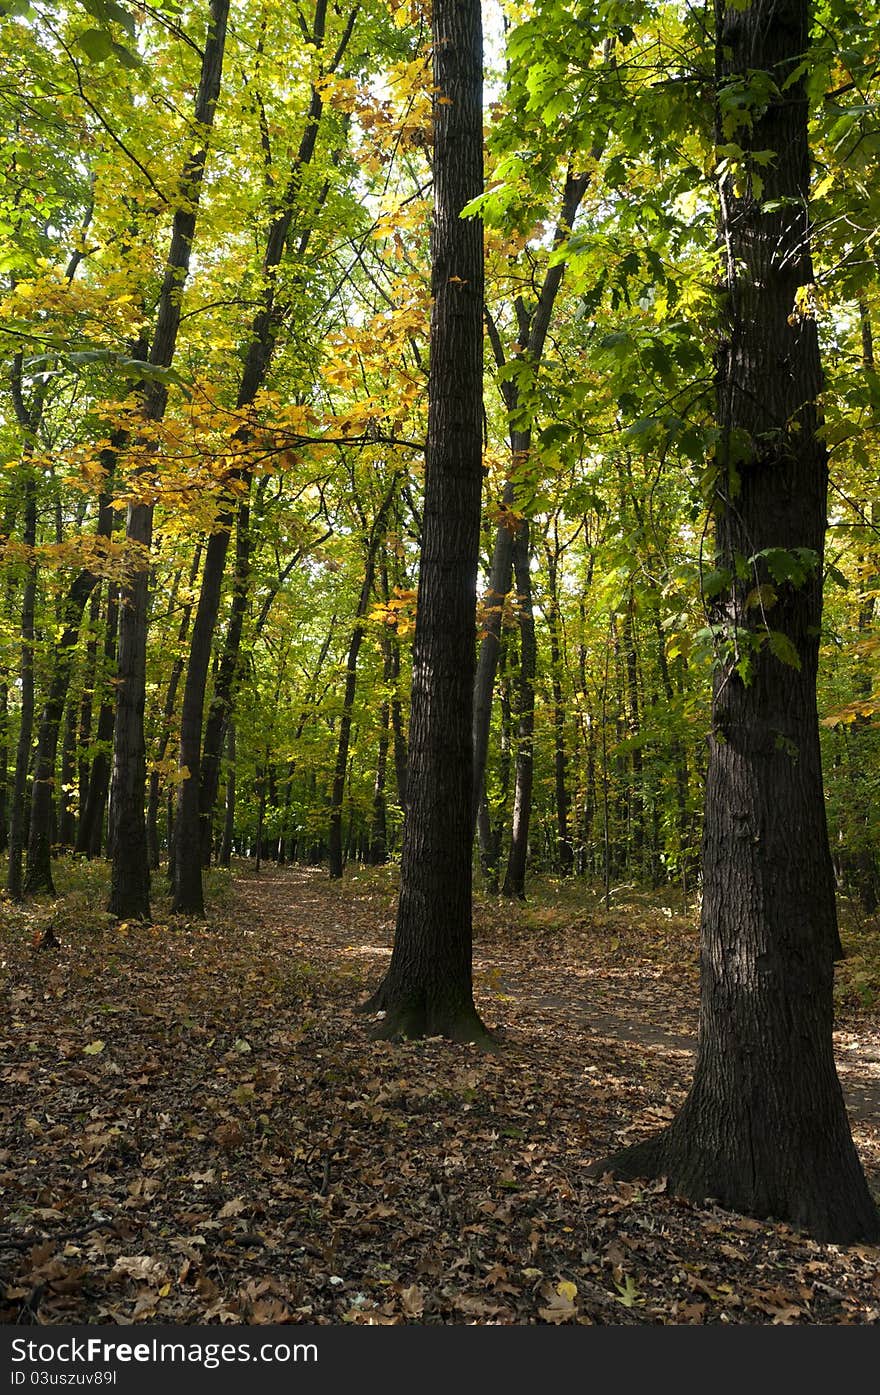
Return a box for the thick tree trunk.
[359,0,487,1041]
[108,0,230,920]
[594,0,879,1243]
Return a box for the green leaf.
[75,27,115,62]
[767,630,801,670]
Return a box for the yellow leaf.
[557,1280,578,1303]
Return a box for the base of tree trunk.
[589,1114,880,1245]
[356,981,495,1047]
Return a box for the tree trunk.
[359,0,488,1042]
[473,172,590,826]
[76,585,119,858]
[594,0,879,1243]
[6,469,37,901]
[25,569,100,895]
[544,544,573,874]
[219,720,236,866]
[502,522,536,898]
[108,0,230,920]
[198,497,251,865]
[328,483,398,878]
[0,681,8,855]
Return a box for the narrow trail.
[232,864,880,1130]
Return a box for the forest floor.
[2,858,880,1326]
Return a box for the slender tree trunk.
[621,597,644,876]
[219,720,235,866]
[6,470,36,901]
[359,0,488,1042]
[473,173,590,826]
[502,522,536,898]
[0,681,8,854]
[58,695,78,849]
[595,0,879,1243]
[24,569,101,894]
[328,483,398,878]
[108,0,230,920]
[76,585,119,858]
[544,545,573,874]
[198,497,250,865]
[147,547,202,869]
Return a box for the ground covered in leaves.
[2,859,880,1326]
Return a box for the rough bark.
[359,0,488,1042]
[593,0,879,1243]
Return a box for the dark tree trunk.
[473,173,590,828]
[359,0,487,1041]
[219,720,235,866]
[544,543,573,874]
[58,693,78,849]
[25,488,113,894]
[108,0,230,920]
[190,3,356,875]
[147,547,202,870]
[25,569,100,895]
[621,597,644,875]
[368,695,390,865]
[76,585,119,858]
[6,469,37,901]
[502,522,536,899]
[0,681,8,854]
[328,481,398,878]
[171,526,230,913]
[198,497,250,865]
[594,0,879,1243]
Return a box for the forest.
[1,0,880,1328]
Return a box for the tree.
[592,0,880,1244]
[358,0,488,1042]
[108,0,230,920]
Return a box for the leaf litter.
[1,862,879,1325]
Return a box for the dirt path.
[233,865,880,1129]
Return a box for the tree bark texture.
[361,0,487,1041]
[596,0,879,1243]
